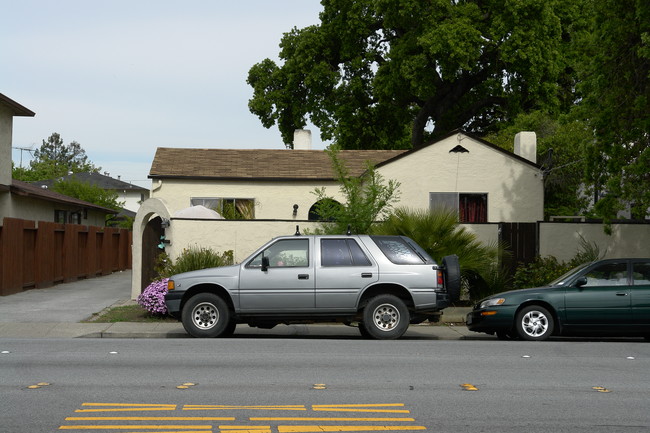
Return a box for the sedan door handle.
[615,292,628,296]
[298,274,310,280]
[361,273,373,278]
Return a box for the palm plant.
[371,207,509,301]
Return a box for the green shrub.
[155,246,234,279]
[512,235,601,290]
[140,246,235,316]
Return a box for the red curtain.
[460,194,487,223]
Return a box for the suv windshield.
[370,236,434,265]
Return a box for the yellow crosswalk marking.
[312,405,405,408]
[75,403,177,413]
[58,426,212,430]
[184,406,306,411]
[60,402,426,433]
[82,404,177,407]
[311,405,409,414]
[221,429,271,433]
[278,426,426,432]
[251,418,415,422]
[311,409,410,414]
[66,417,234,421]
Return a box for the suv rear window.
[370,236,434,265]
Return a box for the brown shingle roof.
[149,148,406,180]
[11,180,117,214]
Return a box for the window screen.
[429,193,458,212]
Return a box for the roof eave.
[0,93,35,117]
[10,182,118,214]
[148,174,339,182]
[373,129,541,170]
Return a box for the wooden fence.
[0,217,132,296]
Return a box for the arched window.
[308,199,343,221]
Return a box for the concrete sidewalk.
[0,270,490,340]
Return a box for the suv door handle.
[615,292,628,296]
[298,274,310,280]
[361,273,373,278]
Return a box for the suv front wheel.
[182,293,232,338]
[362,295,410,340]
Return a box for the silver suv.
[165,233,460,339]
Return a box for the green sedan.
[466,258,650,341]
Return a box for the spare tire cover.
[442,255,461,302]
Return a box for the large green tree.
[12,133,98,181]
[577,0,650,222]
[52,177,122,212]
[486,111,593,219]
[248,0,583,149]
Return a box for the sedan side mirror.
[261,256,270,272]
[575,276,588,287]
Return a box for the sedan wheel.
[515,305,554,341]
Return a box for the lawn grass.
[84,304,177,323]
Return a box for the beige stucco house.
[146,130,541,223]
[375,131,543,223]
[132,130,542,297]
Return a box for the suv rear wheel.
[362,295,410,340]
[182,293,232,338]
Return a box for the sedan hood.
[481,285,555,302]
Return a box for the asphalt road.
[1,338,649,432]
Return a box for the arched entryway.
[131,198,171,299]
[141,216,164,291]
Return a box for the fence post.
[34,221,55,289]
[0,218,35,295]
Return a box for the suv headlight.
[480,298,505,309]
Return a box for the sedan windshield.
[548,262,593,286]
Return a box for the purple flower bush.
[137,278,169,315]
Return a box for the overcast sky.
[3,1,327,188]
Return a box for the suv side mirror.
[261,256,270,272]
[575,276,588,287]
